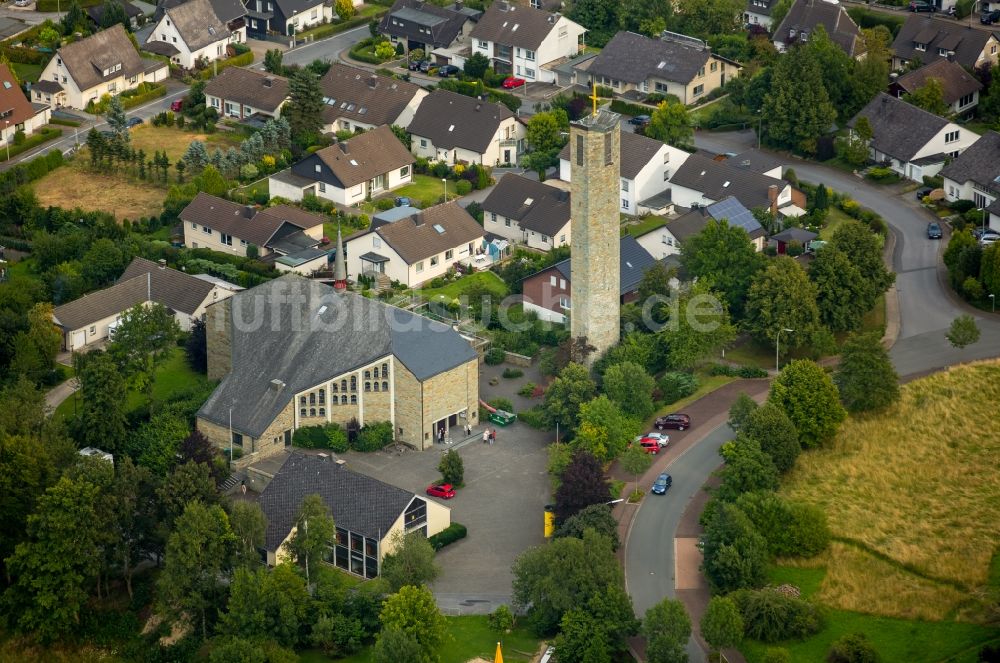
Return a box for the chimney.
[157,258,166,269]
[339,142,350,154]
[947,51,955,62]
[269,379,286,392]
[455,0,463,9]
[263,77,273,88]
[768,184,779,215]
[368,74,378,88]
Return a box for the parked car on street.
[419,60,433,73]
[408,59,428,71]
[126,117,144,128]
[502,76,526,89]
[981,9,1000,23]
[14,0,31,7]
[655,413,691,431]
[915,186,933,200]
[909,0,936,11]
[437,64,460,77]
[980,231,1000,246]
[651,473,672,495]
[394,196,411,207]
[634,432,670,447]
[927,222,942,239]
[629,114,650,126]
[426,483,456,499]
[170,99,183,112]
[634,439,659,454]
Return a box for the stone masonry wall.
[205,298,232,381]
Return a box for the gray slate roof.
[891,15,1000,69]
[52,274,150,331]
[259,452,419,550]
[379,0,473,49]
[120,256,217,315]
[774,0,864,57]
[311,125,415,189]
[469,0,561,50]
[197,275,478,437]
[669,152,786,210]
[57,25,159,93]
[893,58,982,106]
[205,67,289,113]
[407,89,514,153]
[772,227,818,243]
[164,0,230,52]
[319,63,424,128]
[849,93,949,162]
[180,193,325,248]
[559,129,667,180]
[940,130,1000,192]
[480,173,570,236]
[537,235,657,295]
[727,149,784,175]
[585,31,715,86]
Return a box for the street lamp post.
[4,120,9,162]
[775,328,794,373]
[442,177,448,201]
[756,111,763,149]
[990,293,995,313]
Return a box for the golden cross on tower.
[589,82,599,116]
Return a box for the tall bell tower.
[569,99,621,365]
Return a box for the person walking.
[483,429,490,444]
[490,429,496,445]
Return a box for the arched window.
[341,379,348,391]
[300,408,306,416]
[373,381,380,392]
[381,363,388,378]
[318,389,325,404]
[309,393,316,405]
[364,370,371,380]
[365,382,371,392]
[350,376,357,391]
[341,395,348,404]
[382,381,389,391]
[351,395,357,404]
[310,408,316,416]
[300,396,306,405]
[319,407,325,416]
[332,382,338,392]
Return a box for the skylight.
[433,224,445,234]
[349,159,358,166]
[448,124,455,131]
[723,181,730,187]
[512,23,519,31]
[208,26,216,35]
[625,261,632,268]
[657,61,666,69]
[524,197,534,205]
[2,82,9,89]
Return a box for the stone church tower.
[569,107,621,364]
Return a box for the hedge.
[49,117,81,127]
[352,420,393,452]
[708,364,769,379]
[0,45,47,65]
[37,0,101,9]
[295,9,387,41]
[121,83,167,110]
[846,7,905,37]
[0,127,61,162]
[197,51,255,80]
[0,235,32,252]
[0,148,62,196]
[428,523,467,551]
[610,99,655,117]
[349,38,385,65]
[292,423,348,452]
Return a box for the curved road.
[626,130,1000,662]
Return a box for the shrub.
[518,382,536,397]
[963,276,985,300]
[950,199,976,214]
[658,372,699,404]
[353,420,393,451]
[502,368,524,379]
[827,633,882,663]
[439,448,464,485]
[484,347,505,364]
[735,492,830,557]
[325,424,349,453]
[455,179,472,195]
[517,406,549,429]
[428,523,467,550]
[375,197,396,211]
[763,648,792,663]
[293,425,329,448]
[922,174,943,189]
[730,588,823,642]
[868,216,888,236]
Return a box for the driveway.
[341,361,552,614]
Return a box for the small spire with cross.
[589,82,600,116]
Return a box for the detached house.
[745,0,780,29]
[32,25,168,110]
[480,174,571,250]
[318,64,427,134]
[574,31,740,105]
[773,0,865,58]
[636,196,765,259]
[941,131,1000,220]
[559,130,690,214]
[0,64,51,144]
[468,0,585,83]
[891,15,1000,71]
[243,0,336,38]
[890,58,982,117]
[849,93,980,181]
[379,0,480,54]
[343,202,485,287]
[668,152,798,213]
[269,125,415,205]
[205,66,289,119]
[408,89,525,165]
[86,0,143,29]
[146,0,239,69]
[52,256,238,351]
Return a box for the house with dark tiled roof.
[572,31,741,105]
[889,58,982,117]
[724,149,784,179]
[772,0,865,58]
[379,0,480,55]
[558,130,691,214]
[146,0,241,68]
[520,235,658,323]
[242,0,338,38]
[408,89,525,165]
[196,274,480,456]
[86,0,143,29]
[33,25,168,110]
[179,193,331,273]
[745,0,780,29]
[635,196,766,260]
[667,152,798,213]
[891,15,1000,71]
[941,131,1000,217]
[849,93,980,181]
[480,174,571,250]
[0,64,50,144]
[343,201,485,286]
[468,0,585,83]
[52,256,238,351]
[318,64,428,134]
[255,451,451,572]
[269,125,416,206]
[205,67,289,119]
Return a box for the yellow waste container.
[544,504,556,538]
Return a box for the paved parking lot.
[341,362,553,614]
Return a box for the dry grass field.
[782,359,1000,621]
[128,124,241,163]
[33,167,168,220]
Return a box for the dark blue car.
[651,473,672,495]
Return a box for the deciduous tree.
[658,280,736,368]
[741,403,800,473]
[645,100,694,148]
[727,392,758,433]
[378,585,446,663]
[463,52,489,79]
[768,359,845,448]
[744,257,823,348]
[716,437,780,501]
[809,247,869,333]
[702,502,768,593]
[264,48,284,75]
[221,564,311,647]
[75,350,128,455]
[543,362,597,432]
[904,77,949,116]
[283,493,335,582]
[680,219,765,319]
[835,332,899,413]
[828,220,894,311]
[574,395,639,463]
[437,448,464,486]
[762,46,836,154]
[554,450,610,524]
[229,501,267,568]
[675,0,744,38]
[947,314,981,349]
[701,596,744,660]
[380,531,440,592]
[602,361,656,419]
[107,302,180,399]
[643,598,691,663]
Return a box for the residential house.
[480,174,570,250]
[771,227,818,254]
[558,130,690,214]
[256,451,451,573]
[344,202,484,287]
[157,0,248,36]
[32,25,169,110]
[52,256,238,351]
[318,64,427,134]
[849,93,980,181]
[891,15,1000,71]
[745,0,780,29]
[145,0,239,69]
[468,0,586,83]
[86,0,144,29]
[635,196,766,259]
[0,64,51,145]
[772,0,865,58]
[724,149,784,179]
[205,66,289,119]
[269,125,415,205]
[379,0,480,54]
[988,198,1000,232]
[408,89,525,165]
[243,0,336,38]
[573,31,741,105]
[179,192,332,273]
[666,152,799,216]
[521,235,658,323]
[196,274,480,455]
[941,131,1000,220]
[890,58,982,117]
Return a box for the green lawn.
[417,271,509,303]
[11,63,42,83]
[299,615,543,663]
[379,175,458,209]
[818,206,853,241]
[54,347,208,423]
[623,215,667,238]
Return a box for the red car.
[170,99,183,112]
[655,413,691,431]
[502,76,526,89]
[426,483,456,499]
[634,439,659,454]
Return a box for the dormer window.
[914,42,926,51]
[937,48,947,56]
